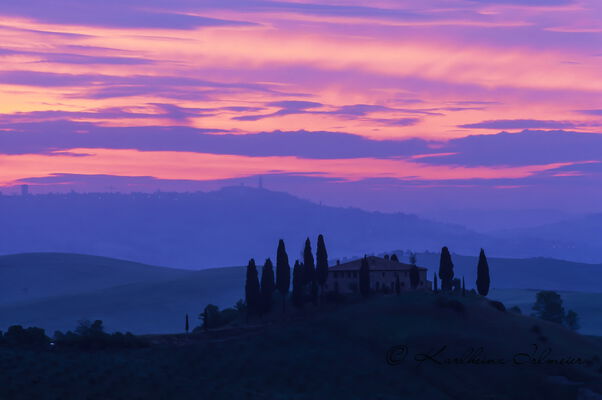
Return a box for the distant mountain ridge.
[0,186,600,267]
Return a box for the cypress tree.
[185,314,189,334]
[276,239,291,313]
[261,258,275,314]
[395,275,401,295]
[438,247,454,291]
[245,258,261,317]
[316,234,329,300]
[303,238,317,304]
[434,273,438,293]
[476,248,491,296]
[292,260,304,308]
[462,276,466,297]
[391,254,399,263]
[410,266,420,289]
[359,256,370,297]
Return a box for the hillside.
[1,292,601,400]
[0,253,192,305]
[2,187,595,269]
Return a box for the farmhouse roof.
[330,256,427,271]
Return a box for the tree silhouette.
[303,238,317,304]
[410,266,419,289]
[201,304,220,330]
[409,252,417,266]
[359,256,370,297]
[391,254,399,263]
[433,273,438,293]
[292,260,304,308]
[276,239,291,313]
[438,247,454,291]
[462,277,466,297]
[185,314,189,334]
[316,234,329,301]
[533,291,564,324]
[261,258,275,314]
[476,249,491,296]
[245,259,261,317]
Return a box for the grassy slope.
[0,253,192,305]
[1,292,601,400]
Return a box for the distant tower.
[258,176,263,189]
[21,184,29,196]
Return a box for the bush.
[198,305,243,331]
[2,325,50,348]
[54,320,147,350]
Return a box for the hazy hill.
[0,253,192,305]
[1,186,598,268]
[2,292,602,400]
[0,187,489,269]
[494,213,602,257]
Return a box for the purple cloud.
[1,0,255,29]
[459,119,581,130]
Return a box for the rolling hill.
[0,253,192,305]
[1,252,601,334]
[0,265,246,334]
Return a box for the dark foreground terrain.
[1,292,601,400]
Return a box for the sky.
[0,0,601,215]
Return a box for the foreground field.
[1,292,601,400]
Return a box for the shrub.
[54,320,147,350]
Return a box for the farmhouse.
[325,256,432,294]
